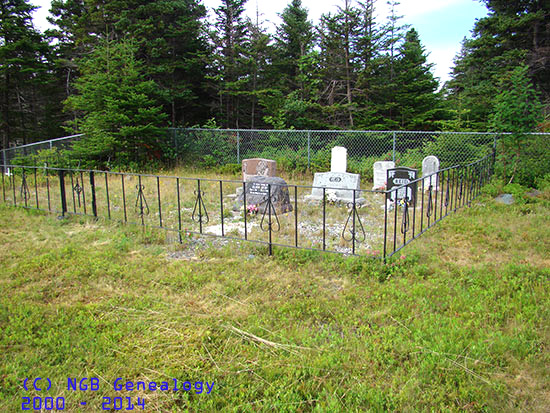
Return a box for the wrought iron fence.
[1,151,494,260]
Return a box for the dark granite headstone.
[237,176,293,214]
[386,167,418,204]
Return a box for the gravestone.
[386,167,418,204]
[237,176,293,214]
[242,158,277,182]
[422,156,440,190]
[372,161,395,190]
[306,146,365,204]
[331,146,347,173]
[307,172,364,203]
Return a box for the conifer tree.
[447,0,549,129]
[49,0,210,127]
[318,0,361,127]
[0,0,60,150]
[211,0,249,128]
[274,0,315,96]
[393,28,441,130]
[489,64,543,184]
[244,10,275,128]
[66,39,167,167]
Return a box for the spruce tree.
[66,39,167,168]
[318,0,361,127]
[0,0,60,150]
[211,0,249,128]
[274,0,315,96]
[446,0,549,129]
[363,0,409,129]
[244,11,275,128]
[393,28,441,130]
[489,64,543,184]
[49,0,210,127]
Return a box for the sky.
[30,0,488,85]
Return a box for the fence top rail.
[3,164,386,194]
[2,134,84,152]
[176,128,509,136]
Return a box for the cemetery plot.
[1,150,493,259]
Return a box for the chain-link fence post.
[173,129,178,157]
[237,130,240,163]
[2,150,6,170]
[307,131,311,169]
[392,131,396,163]
[49,141,53,150]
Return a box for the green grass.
[0,186,549,412]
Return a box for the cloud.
[427,46,461,85]
[393,0,463,19]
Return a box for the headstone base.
[305,194,366,205]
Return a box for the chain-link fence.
[3,130,549,177]
[169,129,500,171]
[1,134,84,167]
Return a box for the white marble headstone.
[331,146,347,173]
[307,172,364,203]
[422,155,440,190]
[372,161,395,190]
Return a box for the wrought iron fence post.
[89,171,97,218]
[12,169,16,206]
[105,173,111,219]
[177,178,182,244]
[59,170,67,217]
[34,168,39,209]
[322,187,326,251]
[121,175,127,222]
[21,168,28,207]
[219,180,224,237]
[1,169,5,202]
[243,182,247,240]
[294,186,298,247]
[383,191,388,263]
[156,176,162,227]
[268,184,273,256]
[352,189,356,255]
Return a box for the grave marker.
[306,146,365,204]
[331,146,347,173]
[422,156,440,190]
[373,161,395,190]
[238,176,293,214]
[386,167,418,204]
[241,158,276,182]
